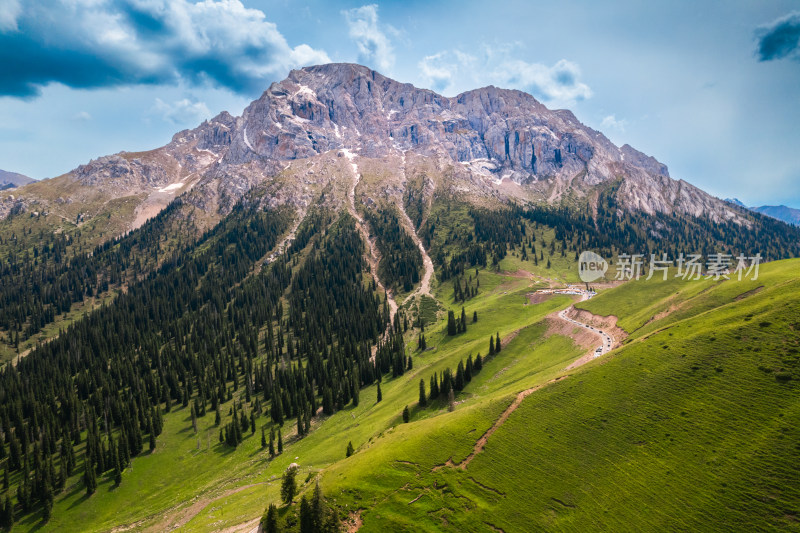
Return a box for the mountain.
[0,169,34,190]
[724,197,747,208]
[1,63,749,231]
[725,198,800,226]
[1,64,799,532]
[751,204,800,226]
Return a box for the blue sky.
[1,0,799,208]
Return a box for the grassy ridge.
[319,259,800,531]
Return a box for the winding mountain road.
[558,305,614,356]
[553,289,614,357]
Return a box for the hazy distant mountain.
[0,169,34,190]
[724,198,799,226]
[751,205,800,226]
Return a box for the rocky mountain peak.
[1,63,752,229]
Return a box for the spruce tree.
[418,379,427,407]
[262,503,279,533]
[280,466,297,504]
[2,495,13,530]
[269,428,276,458]
[402,405,410,423]
[376,383,382,403]
[148,420,157,453]
[191,404,198,434]
[447,310,457,336]
[277,429,283,454]
[113,447,123,487]
[311,480,325,532]
[261,427,267,448]
[455,361,465,391]
[430,374,439,399]
[299,495,314,533]
[489,335,495,356]
[42,484,53,522]
[84,457,96,495]
[296,409,304,438]
[495,332,501,352]
[346,441,354,458]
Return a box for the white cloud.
[491,58,592,107]
[151,97,211,124]
[601,115,627,132]
[342,4,394,73]
[0,0,21,32]
[415,46,592,108]
[418,53,456,92]
[72,111,92,122]
[1,0,330,97]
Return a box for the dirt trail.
[434,376,569,471]
[342,150,398,360]
[397,200,434,305]
[395,151,434,305]
[437,291,621,472]
[217,517,261,533]
[144,482,266,532]
[264,208,306,264]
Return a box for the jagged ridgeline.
[0,195,412,526]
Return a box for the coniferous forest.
[0,192,414,528]
[0,185,799,530]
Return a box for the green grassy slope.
[10,260,579,532]
[320,259,800,531]
[7,195,799,533]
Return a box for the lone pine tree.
[281,466,298,504]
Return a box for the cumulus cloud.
[418,53,456,92]
[151,97,211,124]
[342,4,394,72]
[0,0,330,98]
[417,46,592,107]
[0,0,21,32]
[601,114,627,132]
[492,58,592,106]
[756,11,800,61]
[72,111,92,122]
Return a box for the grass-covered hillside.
[0,184,798,533]
[323,259,800,531]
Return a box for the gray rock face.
[228,64,624,185]
[209,63,742,222]
[2,63,748,227]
